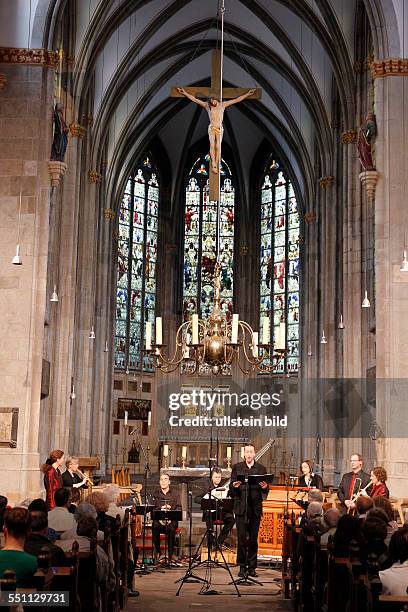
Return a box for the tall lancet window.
[183,154,235,324]
[260,159,300,374]
[115,156,159,371]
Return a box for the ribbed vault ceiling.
[27,0,403,207]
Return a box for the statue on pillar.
[357,112,377,171]
[51,103,69,162]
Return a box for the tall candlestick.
[231,314,239,344]
[262,316,270,345]
[226,446,232,459]
[124,411,128,426]
[155,316,162,345]
[146,321,152,350]
[163,444,169,457]
[241,446,245,459]
[192,314,199,344]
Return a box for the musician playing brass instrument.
[62,456,89,489]
[337,453,371,513]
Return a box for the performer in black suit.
[229,443,268,577]
[337,453,371,513]
[61,457,88,489]
[298,459,324,489]
[194,466,235,547]
[152,473,181,562]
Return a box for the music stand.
[133,505,162,574]
[176,496,240,596]
[152,510,182,568]
[174,488,206,585]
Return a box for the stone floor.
[127,564,292,611]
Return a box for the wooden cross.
[171,49,261,201]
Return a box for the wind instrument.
[349,479,372,503]
[76,468,94,486]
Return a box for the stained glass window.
[183,155,235,323]
[260,161,300,374]
[115,157,159,371]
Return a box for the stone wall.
[0,62,54,502]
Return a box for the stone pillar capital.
[0,73,7,90]
[319,176,334,189]
[48,161,68,187]
[341,130,357,144]
[69,123,86,138]
[103,208,115,220]
[304,211,316,224]
[88,171,102,184]
[371,58,408,78]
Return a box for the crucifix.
[171,48,261,201]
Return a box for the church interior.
[1,0,408,609]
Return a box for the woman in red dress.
[370,466,389,498]
[42,449,65,510]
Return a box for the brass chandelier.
[144,260,287,375]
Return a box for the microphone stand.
[130,426,162,576]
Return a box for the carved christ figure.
[177,87,255,173]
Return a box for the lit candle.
[147,411,151,427]
[226,446,232,459]
[192,314,199,344]
[241,446,245,459]
[163,444,169,457]
[182,446,187,459]
[156,316,162,345]
[262,316,270,345]
[231,314,239,344]
[124,411,128,426]
[252,332,258,357]
[146,321,152,350]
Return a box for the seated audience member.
[103,485,125,522]
[356,496,374,522]
[0,495,9,532]
[28,499,59,541]
[58,516,115,609]
[60,502,104,542]
[302,502,325,536]
[361,517,390,570]
[373,496,399,545]
[333,514,362,556]
[308,489,324,504]
[68,488,81,514]
[86,492,116,532]
[320,508,340,545]
[380,527,408,595]
[48,488,75,533]
[24,511,66,565]
[0,508,37,584]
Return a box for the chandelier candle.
[252,332,259,357]
[146,321,152,350]
[262,316,270,345]
[192,314,199,344]
[156,317,162,345]
[231,314,239,344]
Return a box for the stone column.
[372,60,408,496]
[0,58,55,502]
